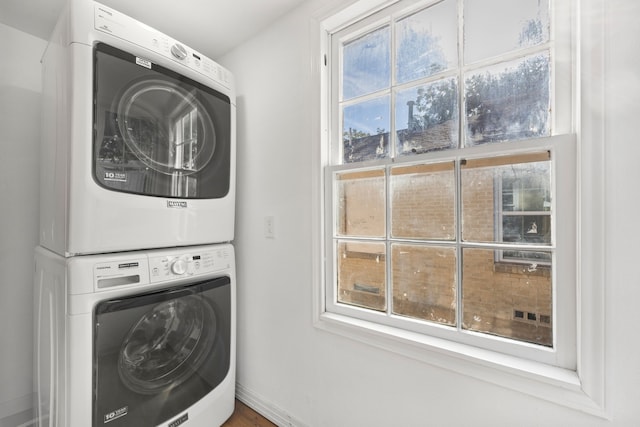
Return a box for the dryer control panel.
[93,3,233,89]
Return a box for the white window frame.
[310,0,606,418]
[326,137,575,365]
[329,0,573,364]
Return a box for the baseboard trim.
[0,393,36,427]
[235,383,307,427]
[3,387,306,426]
[0,409,36,427]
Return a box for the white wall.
[602,0,640,422]
[0,23,47,419]
[220,0,640,425]
[1,0,639,425]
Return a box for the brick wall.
[335,164,552,346]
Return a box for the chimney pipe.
[407,100,415,130]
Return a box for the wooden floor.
[221,399,277,427]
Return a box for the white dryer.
[40,0,236,256]
[34,243,236,427]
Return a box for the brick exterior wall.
[392,244,457,325]
[335,163,552,346]
[391,163,455,240]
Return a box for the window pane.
[395,78,459,155]
[396,0,457,84]
[464,53,550,145]
[461,152,551,244]
[336,169,386,237]
[343,96,390,163]
[392,244,457,326]
[503,215,550,245]
[337,241,386,311]
[391,162,455,240]
[342,26,390,100]
[462,247,552,347]
[464,0,550,64]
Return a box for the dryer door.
[93,277,231,427]
[94,43,231,199]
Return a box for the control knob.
[170,43,188,60]
[170,257,189,275]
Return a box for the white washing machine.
[34,243,236,427]
[40,0,236,256]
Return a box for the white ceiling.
[0,0,308,59]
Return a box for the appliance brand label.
[168,413,188,427]
[136,57,152,69]
[118,262,139,269]
[97,7,113,17]
[167,200,188,209]
[103,406,128,423]
[104,171,127,182]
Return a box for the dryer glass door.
[93,277,231,427]
[93,43,231,199]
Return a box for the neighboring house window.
[496,159,552,265]
[324,0,574,366]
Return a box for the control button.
[171,258,188,275]
[170,43,188,60]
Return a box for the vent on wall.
[514,309,551,324]
[353,283,381,294]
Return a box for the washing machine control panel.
[148,247,232,283]
[94,257,150,289]
[170,256,189,275]
[92,246,233,290]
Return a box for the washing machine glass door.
[93,277,231,427]
[94,43,231,199]
[118,294,215,394]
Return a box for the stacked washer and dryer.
[35,1,236,426]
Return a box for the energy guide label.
[104,171,127,182]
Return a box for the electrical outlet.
[264,216,275,238]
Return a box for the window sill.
[493,261,551,277]
[314,311,607,418]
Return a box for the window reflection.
[171,105,199,197]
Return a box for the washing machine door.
[93,277,231,427]
[93,43,231,199]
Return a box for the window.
[496,154,552,265]
[324,0,575,366]
[172,107,199,196]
